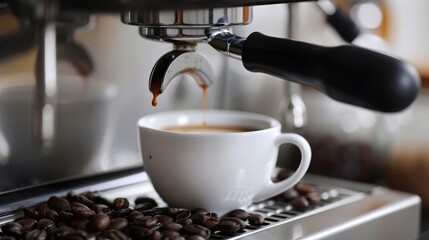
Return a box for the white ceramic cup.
[138,109,311,214]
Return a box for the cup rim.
[138,109,280,135]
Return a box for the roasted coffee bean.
[154,215,173,225]
[189,213,206,226]
[35,218,55,230]
[112,198,129,210]
[16,218,37,231]
[35,204,49,219]
[132,215,158,228]
[160,230,180,239]
[94,204,112,215]
[2,222,25,238]
[291,196,310,211]
[71,202,95,219]
[306,192,322,205]
[48,196,71,212]
[190,208,208,215]
[274,169,293,182]
[23,207,40,219]
[141,208,167,216]
[165,208,186,217]
[295,183,317,195]
[203,213,219,229]
[278,188,299,201]
[53,226,75,239]
[162,222,182,231]
[175,218,192,226]
[127,211,143,223]
[0,236,16,240]
[186,235,206,240]
[68,219,89,230]
[248,213,264,226]
[67,192,94,209]
[58,210,74,223]
[129,226,153,239]
[146,230,161,240]
[220,217,245,230]
[25,229,47,240]
[173,209,191,220]
[182,224,210,239]
[134,197,158,209]
[217,220,241,234]
[113,208,133,218]
[89,214,110,232]
[227,209,249,221]
[45,209,59,222]
[100,229,129,240]
[108,218,129,230]
[62,232,86,240]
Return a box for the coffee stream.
[150,78,209,128]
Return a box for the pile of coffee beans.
[272,169,323,211]
[0,192,265,240]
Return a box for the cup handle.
[252,133,312,202]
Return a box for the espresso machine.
[0,0,423,239]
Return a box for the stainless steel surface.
[149,49,214,97]
[0,173,421,239]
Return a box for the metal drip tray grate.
[0,171,421,239]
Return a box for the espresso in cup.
[163,125,258,133]
[138,109,311,215]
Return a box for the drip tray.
[0,171,421,239]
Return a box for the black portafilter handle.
[241,32,421,113]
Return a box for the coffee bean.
[2,222,25,238]
[248,213,264,226]
[154,215,173,225]
[291,196,310,211]
[141,207,168,216]
[58,210,74,223]
[67,192,94,209]
[132,215,158,228]
[161,230,180,239]
[134,197,158,208]
[68,218,89,230]
[35,203,49,219]
[203,213,219,229]
[48,196,71,212]
[227,209,249,221]
[189,213,206,226]
[217,220,241,234]
[173,209,191,220]
[148,230,161,240]
[162,222,183,231]
[62,232,86,240]
[295,183,317,195]
[165,208,187,217]
[175,218,192,226]
[23,207,39,219]
[16,218,37,231]
[191,208,208,215]
[113,198,129,210]
[278,188,299,201]
[186,235,206,240]
[129,226,153,239]
[220,217,245,230]
[108,218,129,230]
[113,208,133,218]
[0,236,15,240]
[94,204,112,215]
[45,209,59,222]
[274,169,293,182]
[100,229,129,240]
[89,214,110,232]
[25,229,47,240]
[71,202,95,219]
[182,224,210,239]
[35,218,55,230]
[306,192,322,205]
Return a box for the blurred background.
[1,0,429,234]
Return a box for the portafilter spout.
[149,45,214,106]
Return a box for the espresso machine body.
[0,1,422,239]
